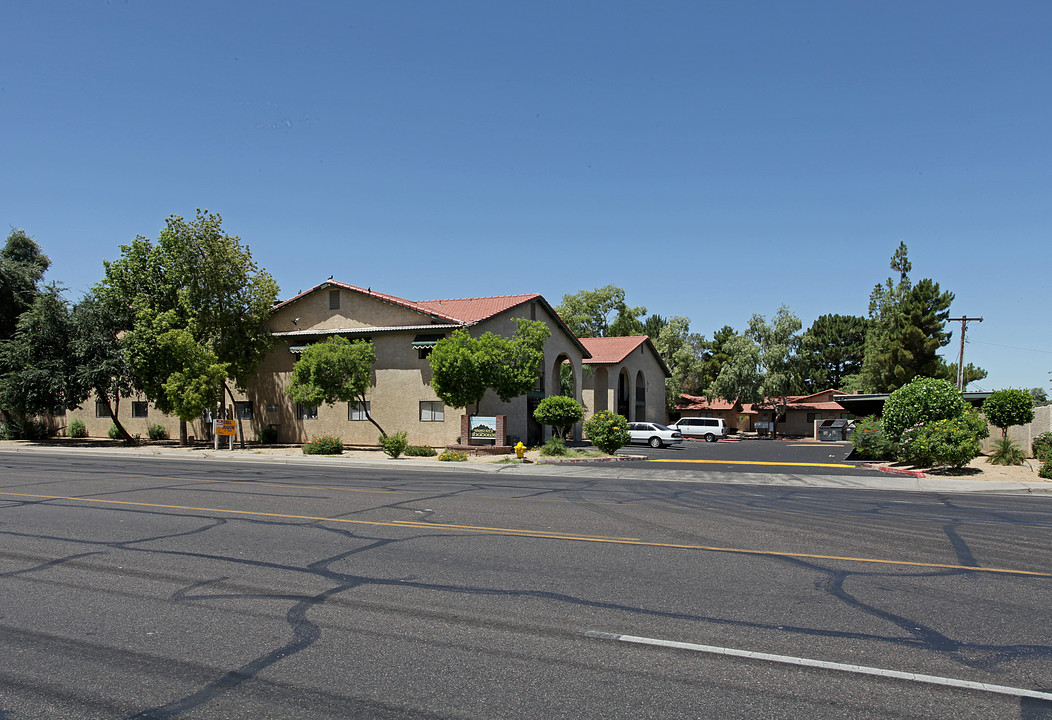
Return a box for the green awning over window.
[412,333,445,348]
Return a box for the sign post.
[214,418,236,450]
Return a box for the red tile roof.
[578,336,648,364]
[272,282,590,356]
[414,293,541,324]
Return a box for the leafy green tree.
[0,229,51,341]
[797,314,868,391]
[860,244,957,392]
[941,362,988,390]
[1028,387,1049,406]
[533,395,584,439]
[748,306,802,437]
[68,292,137,441]
[430,319,551,414]
[0,288,76,433]
[556,286,646,338]
[699,325,735,391]
[982,389,1035,440]
[286,336,385,435]
[706,332,761,407]
[642,314,668,341]
[653,316,706,410]
[98,210,279,445]
[705,308,801,438]
[158,330,229,424]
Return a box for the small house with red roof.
[578,336,671,425]
[675,388,853,437]
[751,388,853,437]
[673,394,755,434]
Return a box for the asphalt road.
[1,451,1051,719]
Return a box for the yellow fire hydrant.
[514,441,526,459]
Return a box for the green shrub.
[982,389,1035,439]
[379,431,408,458]
[583,411,631,455]
[107,423,122,440]
[68,418,87,438]
[533,396,585,439]
[882,377,969,445]
[147,423,168,441]
[850,416,896,460]
[897,411,988,468]
[257,425,278,444]
[539,435,569,457]
[438,449,468,462]
[1039,458,1052,480]
[405,444,437,457]
[987,436,1026,466]
[303,435,344,455]
[1032,432,1052,461]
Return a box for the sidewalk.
[2,440,1051,496]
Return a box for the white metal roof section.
[271,323,462,338]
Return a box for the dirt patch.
[878,454,1048,482]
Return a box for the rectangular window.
[419,401,444,422]
[348,400,370,421]
[96,400,109,418]
[132,401,149,418]
[329,289,340,310]
[297,404,318,420]
[234,401,254,420]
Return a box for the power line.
[966,339,1052,355]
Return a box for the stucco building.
[64,280,613,447]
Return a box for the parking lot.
[618,436,872,475]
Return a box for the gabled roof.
[579,336,671,377]
[271,280,461,323]
[270,281,590,356]
[414,293,541,324]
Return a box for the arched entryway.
[635,371,646,422]
[617,369,631,419]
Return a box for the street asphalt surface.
[1,448,1050,718]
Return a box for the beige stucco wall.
[581,347,668,425]
[269,286,433,333]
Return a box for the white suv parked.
[671,417,727,442]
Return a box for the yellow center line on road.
[0,490,637,541]
[132,473,408,495]
[2,490,1049,578]
[651,459,856,469]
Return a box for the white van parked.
[670,417,727,442]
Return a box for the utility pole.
[948,316,983,390]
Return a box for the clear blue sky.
[3,1,1050,391]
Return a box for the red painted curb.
[861,462,926,479]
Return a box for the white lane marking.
[585,632,1052,702]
